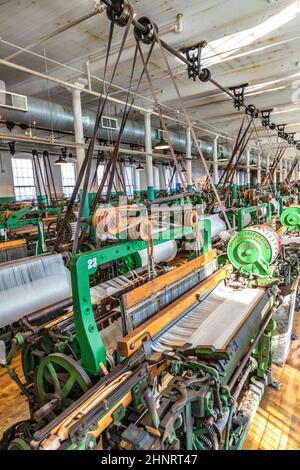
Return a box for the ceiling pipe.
[0,95,233,160]
[0,95,277,167]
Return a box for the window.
[124,165,134,197]
[12,158,36,201]
[61,163,76,198]
[165,166,177,190]
[97,165,108,195]
[0,90,28,111]
[101,116,118,130]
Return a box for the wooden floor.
[0,354,29,439]
[244,312,300,450]
[0,314,300,449]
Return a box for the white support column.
[186,127,193,191]
[266,153,270,175]
[159,164,166,190]
[34,151,47,204]
[246,148,251,187]
[144,111,154,201]
[279,159,284,184]
[293,163,297,182]
[283,160,287,182]
[72,82,86,184]
[257,152,262,185]
[213,136,219,186]
[287,160,292,183]
[153,165,160,192]
[72,80,89,213]
[274,164,277,185]
[133,165,141,195]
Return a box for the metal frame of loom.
[0,239,28,263]
[27,273,278,452]
[0,206,62,255]
[70,220,212,376]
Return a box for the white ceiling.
[0,0,300,156]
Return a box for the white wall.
[192,159,206,184]
[0,151,14,197]
[0,150,64,199]
[0,152,207,199]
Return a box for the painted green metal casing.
[70,221,212,376]
[280,205,300,233]
[232,183,238,202]
[147,186,154,201]
[0,197,16,204]
[0,207,62,254]
[279,196,290,215]
[236,204,271,231]
[227,228,276,278]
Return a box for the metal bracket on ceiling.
[295,141,300,151]
[287,133,296,145]
[261,109,273,128]
[277,124,287,139]
[246,104,259,118]
[229,83,248,111]
[181,41,211,83]
[8,141,15,155]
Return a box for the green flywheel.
[227,226,280,278]
[280,206,300,232]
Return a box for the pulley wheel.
[47,220,58,240]
[106,0,131,27]
[134,16,158,45]
[281,205,300,232]
[22,338,53,385]
[116,253,140,275]
[34,353,92,414]
[227,225,281,278]
[8,438,31,451]
[199,68,211,82]
[55,220,73,243]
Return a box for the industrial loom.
[0,205,62,261]
[2,207,298,451]
[1,0,300,452]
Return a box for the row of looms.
[0,0,300,453]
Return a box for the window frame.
[11,157,36,201]
[165,165,177,190]
[97,164,109,196]
[61,162,76,198]
[124,165,134,197]
[101,116,118,131]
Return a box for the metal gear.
[34,353,92,415]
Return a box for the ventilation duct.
[0,95,261,163]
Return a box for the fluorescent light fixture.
[245,86,286,97]
[286,122,300,127]
[54,155,68,166]
[154,136,170,150]
[201,1,300,68]
[154,142,170,150]
[272,107,300,115]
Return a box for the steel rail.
[101,0,237,102]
